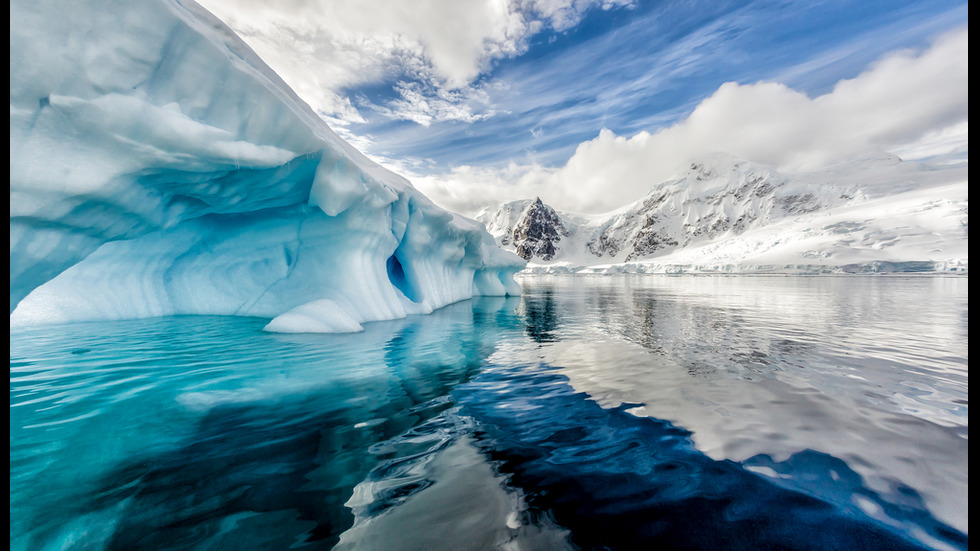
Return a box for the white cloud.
[523,0,635,31]
[408,162,558,217]
[367,80,499,127]
[406,26,968,216]
[193,3,966,216]
[888,121,968,164]
[196,0,633,125]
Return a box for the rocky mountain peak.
[475,153,964,271]
[511,196,568,261]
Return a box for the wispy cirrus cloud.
[405,26,968,215]
[361,80,499,127]
[340,1,966,171]
[197,0,636,127]
[196,0,967,218]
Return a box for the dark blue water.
[10,275,968,550]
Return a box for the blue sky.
[198,0,968,214]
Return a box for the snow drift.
[9,0,524,331]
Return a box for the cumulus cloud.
[197,0,634,125]
[407,26,968,215]
[409,162,559,217]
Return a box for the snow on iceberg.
[9,0,524,331]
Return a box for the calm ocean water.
[10,275,968,550]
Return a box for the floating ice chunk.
[263,299,364,334]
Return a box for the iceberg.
[9,0,524,331]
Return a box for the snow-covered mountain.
[9,0,524,332]
[477,153,968,274]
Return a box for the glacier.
[9,0,524,331]
[479,152,968,274]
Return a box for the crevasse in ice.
[9,0,524,332]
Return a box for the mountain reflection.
[519,285,561,343]
[10,276,968,550]
[456,356,966,550]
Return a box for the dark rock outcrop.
[512,198,569,261]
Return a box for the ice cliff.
[9,0,524,331]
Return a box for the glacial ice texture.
[9,0,524,329]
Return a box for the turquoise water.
[10,275,968,550]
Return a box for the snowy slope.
[9,0,524,331]
[477,153,968,274]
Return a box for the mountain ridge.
[476,153,968,274]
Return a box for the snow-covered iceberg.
[9,0,524,331]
